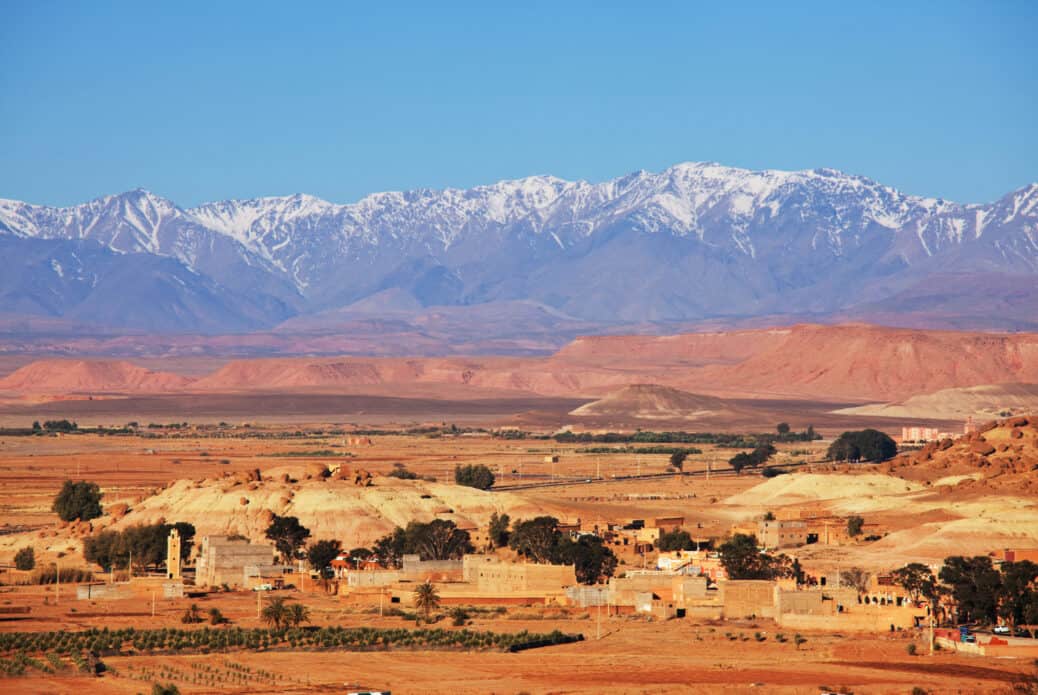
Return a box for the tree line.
[84,522,196,572]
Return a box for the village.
[1,413,1038,693]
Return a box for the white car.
[993,625,1010,635]
[252,583,273,592]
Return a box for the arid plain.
[1,323,1038,694]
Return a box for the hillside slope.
[0,359,192,394]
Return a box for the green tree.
[669,451,688,471]
[791,557,805,586]
[892,563,936,603]
[83,529,123,570]
[14,546,35,571]
[847,515,865,538]
[372,520,473,567]
[998,560,1038,635]
[508,516,560,563]
[750,443,777,466]
[346,546,375,568]
[406,519,473,561]
[261,596,290,630]
[286,602,311,627]
[939,555,1001,624]
[840,567,870,592]
[373,527,408,568]
[43,419,77,433]
[306,539,343,574]
[553,534,617,584]
[719,534,782,580]
[776,422,791,435]
[181,603,203,624]
[413,581,440,623]
[488,512,511,548]
[265,515,311,563]
[828,429,897,463]
[729,452,753,475]
[657,529,694,552]
[387,465,419,480]
[454,464,495,490]
[152,684,180,695]
[450,606,469,626]
[52,480,103,522]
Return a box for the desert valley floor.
[1,324,1037,693]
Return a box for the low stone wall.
[76,584,133,600]
[777,604,922,632]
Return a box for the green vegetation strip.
[261,450,352,457]
[574,445,703,455]
[0,626,583,662]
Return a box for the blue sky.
[2,1,1036,207]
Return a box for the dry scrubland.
[1,418,1038,692]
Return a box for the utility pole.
[55,558,60,604]
[597,602,602,640]
[151,591,156,618]
[256,588,261,619]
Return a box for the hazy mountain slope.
[2,163,1035,333]
[0,236,294,333]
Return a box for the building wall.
[76,584,133,600]
[673,576,709,602]
[196,536,275,587]
[566,585,609,607]
[778,603,924,632]
[346,571,401,587]
[1002,548,1038,563]
[400,555,464,582]
[759,520,807,549]
[722,580,778,619]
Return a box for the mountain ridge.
[2,162,1036,334]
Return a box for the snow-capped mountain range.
[2,162,1036,334]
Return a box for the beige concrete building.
[195,536,275,588]
[758,519,807,549]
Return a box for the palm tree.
[287,602,311,627]
[413,581,440,623]
[261,596,289,630]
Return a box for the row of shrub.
[574,445,703,455]
[0,626,582,657]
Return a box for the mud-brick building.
[195,536,275,587]
[462,555,575,593]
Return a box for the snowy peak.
[2,162,1036,333]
